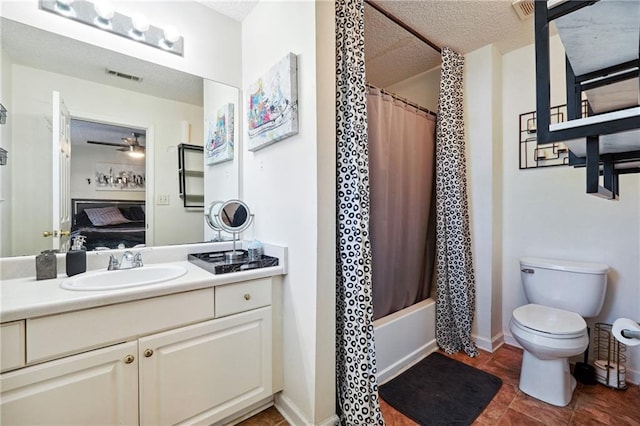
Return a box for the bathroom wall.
[241,1,337,424]
[464,44,504,351]
[501,36,640,383]
[386,65,441,111]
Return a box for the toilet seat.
[512,304,586,338]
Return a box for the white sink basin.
[60,264,188,291]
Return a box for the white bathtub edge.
[376,337,438,385]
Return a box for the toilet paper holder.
[621,327,640,339]
[594,322,627,389]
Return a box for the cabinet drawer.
[27,288,215,363]
[1,321,25,372]
[215,278,271,317]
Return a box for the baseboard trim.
[275,393,339,426]
[376,338,438,385]
[473,332,505,353]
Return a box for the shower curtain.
[368,88,437,320]
[335,0,385,424]
[434,47,479,357]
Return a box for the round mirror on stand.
[204,200,225,242]
[205,199,254,262]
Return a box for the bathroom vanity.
[0,243,286,425]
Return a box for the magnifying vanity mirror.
[205,200,253,262]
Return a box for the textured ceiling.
[364,0,536,87]
[196,0,258,22]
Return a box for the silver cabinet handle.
[521,268,534,274]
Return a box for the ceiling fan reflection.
[87,132,145,158]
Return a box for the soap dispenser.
[66,236,87,277]
[36,250,58,280]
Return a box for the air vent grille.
[105,69,143,82]
[512,0,534,20]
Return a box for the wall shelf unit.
[534,0,640,199]
[178,144,204,208]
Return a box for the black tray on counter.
[188,250,279,275]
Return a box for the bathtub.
[374,298,437,384]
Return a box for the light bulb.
[93,0,114,29]
[161,25,180,49]
[131,13,149,33]
[55,0,75,17]
[129,13,149,40]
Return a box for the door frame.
[67,110,155,247]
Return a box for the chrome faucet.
[108,251,143,270]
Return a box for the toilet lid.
[512,304,586,336]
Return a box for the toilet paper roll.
[594,359,626,388]
[612,318,640,347]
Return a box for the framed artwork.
[95,162,145,191]
[247,52,298,151]
[205,103,235,165]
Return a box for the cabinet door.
[0,341,138,426]
[139,307,272,426]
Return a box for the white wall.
[386,66,441,111]
[8,64,204,255]
[464,44,504,351]
[0,0,242,87]
[241,1,336,424]
[501,36,640,381]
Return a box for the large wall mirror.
[0,17,240,257]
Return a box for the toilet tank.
[520,257,609,318]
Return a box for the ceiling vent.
[512,0,535,20]
[105,68,143,82]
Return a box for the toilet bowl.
[510,257,608,407]
[510,304,588,406]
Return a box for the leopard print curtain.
[335,0,385,424]
[435,47,479,358]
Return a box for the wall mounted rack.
[177,144,204,208]
[519,101,589,169]
[534,0,640,199]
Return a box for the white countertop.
[1,241,287,323]
[1,260,285,323]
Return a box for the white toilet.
[509,257,608,407]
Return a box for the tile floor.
[239,344,640,425]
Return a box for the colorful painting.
[205,103,235,165]
[247,52,298,151]
[95,162,145,192]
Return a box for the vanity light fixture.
[39,0,184,56]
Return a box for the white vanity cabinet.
[139,307,272,425]
[0,341,139,425]
[0,276,281,426]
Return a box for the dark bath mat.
[379,352,502,425]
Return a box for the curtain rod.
[364,0,442,54]
[366,83,437,118]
